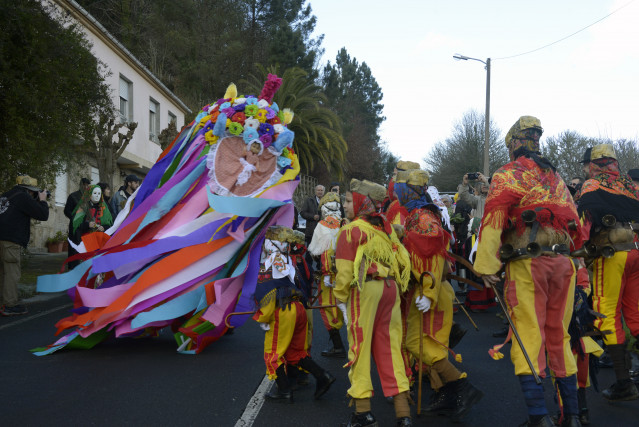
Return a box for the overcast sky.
[311,0,639,167]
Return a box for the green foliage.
[425,110,506,192]
[321,48,388,184]
[0,0,113,191]
[46,231,68,244]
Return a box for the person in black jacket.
[64,177,90,270]
[0,175,50,316]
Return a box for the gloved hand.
[323,275,334,288]
[415,295,432,313]
[337,302,349,327]
[259,322,270,331]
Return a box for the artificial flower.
[228,122,244,136]
[233,103,246,112]
[244,118,260,130]
[231,112,246,124]
[232,97,246,106]
[255,109,268,123]
[269,116,282,125]
[259,134,273,147]
[265,107,277,119]
[199,114,212,124]
[220,102,232,110]
[212,113,228,136]
[258,123,275,136]
[277,156,292,168]
[271,102,279,113]
[221,107,235,116]
[273,124,285,134]
[257,99,270,109]
[244,104,259,116]
[281,108,294,125]
[243,128,259,144]
[245,96,258,105]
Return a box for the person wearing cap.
[252,226,335,404]
[385,160,420,225]
[64,177,91,270]
[395,169,483,422]
[307,192,347,359]
[474,116,585,427]
[0,175,50,316]
[575,143,639,402]
[334,179,413,427]
[110,174,141,217]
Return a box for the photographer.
[0,175,49,316]
[457,172,490,219]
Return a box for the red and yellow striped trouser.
[345,278,410,399]
[405,281,455,366]
[263,301,310,379]
[592,249,639,345]
[504,256,577,378]
[318,281,344,331]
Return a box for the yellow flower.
[199,114,212,124]
[205,131,218,145]
[256,109,268,123]
[282,108,294,125]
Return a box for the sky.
[310,0,639,168]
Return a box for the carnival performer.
[334,179,413,427]
[551,261,603,425]
[385,160,420,225]
[575,143,639,402]
[70,184,113,253]
[252,226,335,403]
[307,191,346,358]
[474,116,585,427]
[396,169,482,423]
[35,75,304,355]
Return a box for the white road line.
[234,375,273,427]
[0,303,72,331]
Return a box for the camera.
[467,172,479,180]
[35,189,51,200]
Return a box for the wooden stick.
[454,296,479,331]
[417,283,424,416]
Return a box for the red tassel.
[259,74,282,104]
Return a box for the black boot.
[603,344,639,401]
[449,323,467,349]
[297,356,336,399]
[322,328,346,358]
[577,388,589,425]
[450,378,483,423]
[423,383,456,415]
[602,379,639,401]
[518,415,555,427]
[341,411,378,427]
[266,365,293,403]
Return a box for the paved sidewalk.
[18,251,68,301]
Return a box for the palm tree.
[242,66,347,179]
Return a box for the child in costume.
[395,169,483,423]
[334,179,413,427]
[253,226,335,403]
[308,191,346,358]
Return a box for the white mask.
[91,187,102,204]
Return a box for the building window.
[54,171,68,207]
[168,111,177,126]
[119,75,133,123]
[149,98,160,144]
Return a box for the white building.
[34,0,191,250]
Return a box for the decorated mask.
[91,187,102,204]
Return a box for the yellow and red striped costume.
[475,156,583,378]
[334,218,411,398]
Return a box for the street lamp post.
[453,54,491,176]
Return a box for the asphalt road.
[1,294,637,426]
